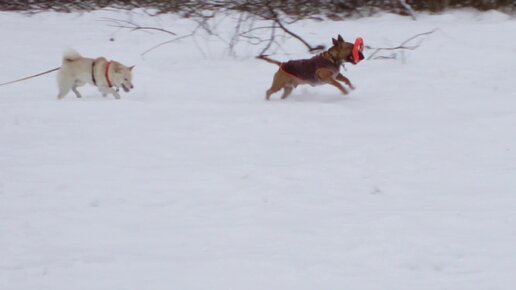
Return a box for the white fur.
[62,48,82,61]
[56,49,134,99]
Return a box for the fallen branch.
[101,18,177,36]
[366,28,438,60]
[102,17,208,58]
[141,33,196,57]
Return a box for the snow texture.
[1,9,516,290]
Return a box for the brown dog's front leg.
[327,79,349,95]
[317,69,348,95]
[336,73,355,90]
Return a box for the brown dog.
[258,35,364,100]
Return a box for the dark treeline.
[0,1,514,16]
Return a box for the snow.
[1,8,516,290]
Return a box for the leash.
[0,67,60,87]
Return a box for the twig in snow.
[366,28,438,60]
[100,18,177,36]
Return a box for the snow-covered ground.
[1,8,516,290]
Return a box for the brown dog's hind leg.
[281,85,294,99]
[266,70,287,100]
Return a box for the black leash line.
[0,67,60,87]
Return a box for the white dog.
[57,49,134,99]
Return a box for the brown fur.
[258,35,362,100]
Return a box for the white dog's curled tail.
[62,48,82,62]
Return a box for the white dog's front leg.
[111,88,121,99]
[99,86,121,100]
[72,86,83,98]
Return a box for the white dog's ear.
[129,65,135,71]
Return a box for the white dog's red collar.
[105,61,113,88]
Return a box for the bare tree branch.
[105,3,432,60]
[399,0,417,21]
[259,24,277,56]
[266,4,324,53]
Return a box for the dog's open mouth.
[121,84,130,92]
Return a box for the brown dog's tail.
[256,55,282,66]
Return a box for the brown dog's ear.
[337,34,344,42]
[332,38,338,46]
[129,65,135,71]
